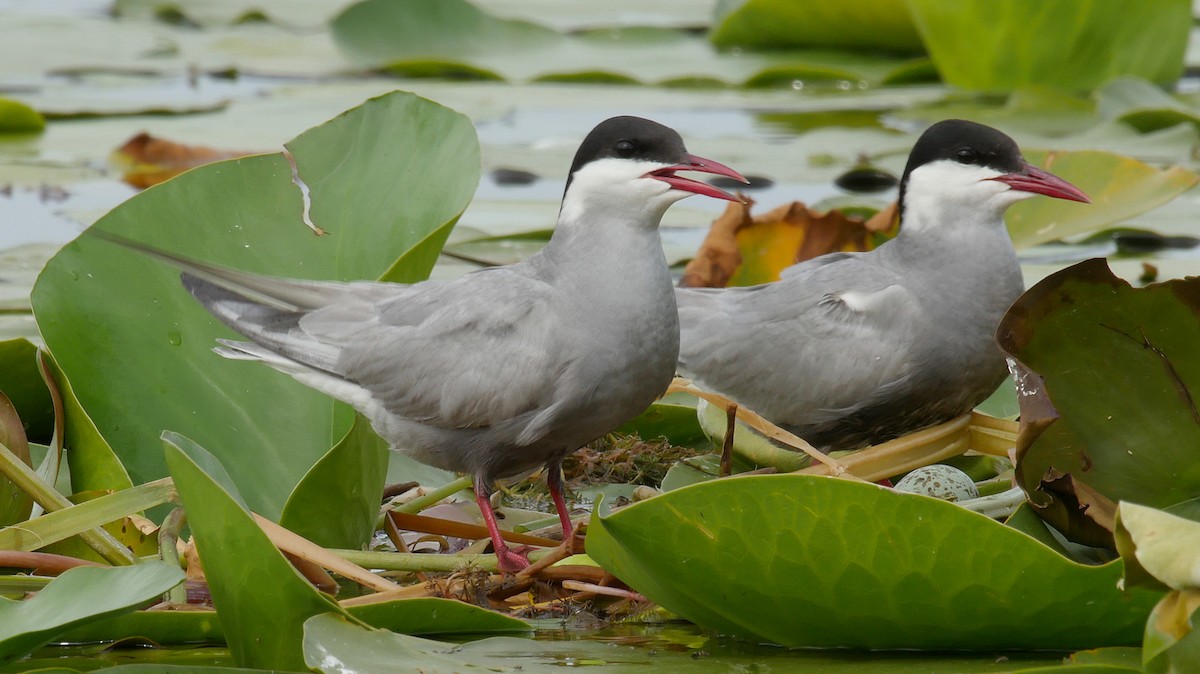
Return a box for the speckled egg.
[893,465,979,502]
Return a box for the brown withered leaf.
[679,197,898,288]
[112,133,259,189]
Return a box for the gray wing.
[676,253,927,427]
[187,265,566,435]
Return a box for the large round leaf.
[998,259,1200,544]
[587,474,1159,650]
[31,92,479,525]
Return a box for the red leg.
[546,461,575,542]
[473,474,529,573]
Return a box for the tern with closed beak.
[104,116,746,572]
[676,119,1088,451]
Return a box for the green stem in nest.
[376,475,473,529]
[330,546,552,573]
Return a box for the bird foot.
[495,545,533,574]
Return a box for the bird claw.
[495,546,533,574]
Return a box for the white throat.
[558,157,690,228]
[901,159,1033,235]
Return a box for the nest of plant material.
[562,434,699,489]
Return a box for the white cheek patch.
[559,157,675,223]
[902,160,1025,233]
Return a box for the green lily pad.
[31,92,479,543]
[907,0,1189,92]
[162,431,354,671]
[1006,150,1199,249]
[617,397,707,448]
[0,98,44,135]
[709,0,924,53]
[331,0,926,87]
[0,562,184,665]
[587,474,1159,650]
[997,260,1200,545]
[300,598,1084,673]
[1096,77,1200,134]
[112,0,357,27]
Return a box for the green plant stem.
[0,441,149,566]
[329,547,552,573]
[0,439,72,513]
[158,507,188,604]
[0,575,53,593]
[377,475,473,529]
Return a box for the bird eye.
[615,140,636,157]
[955,148,977,164]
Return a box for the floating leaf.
[1096,77,1200,134]
[1006,150,1199,249]
[331,0,926,87]
[679,197,895,288]
[111,133,259,190]
[587,474,1159,649]
[0,98,44,134]
[0,562,184,665]
[710,0,924,53]
[907,0,1190,92]
[616,396,707,448]
[32,92,479,534]
[998,259,1200,547]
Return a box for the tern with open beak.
[676,119,1088,451]
[104,116,746,572]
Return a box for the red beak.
[646,153,748,202]
[989,161,1090,203]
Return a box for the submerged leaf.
[998,259,1200,547]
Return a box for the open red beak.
[646,153,748,202]
[989,161,1090,203]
